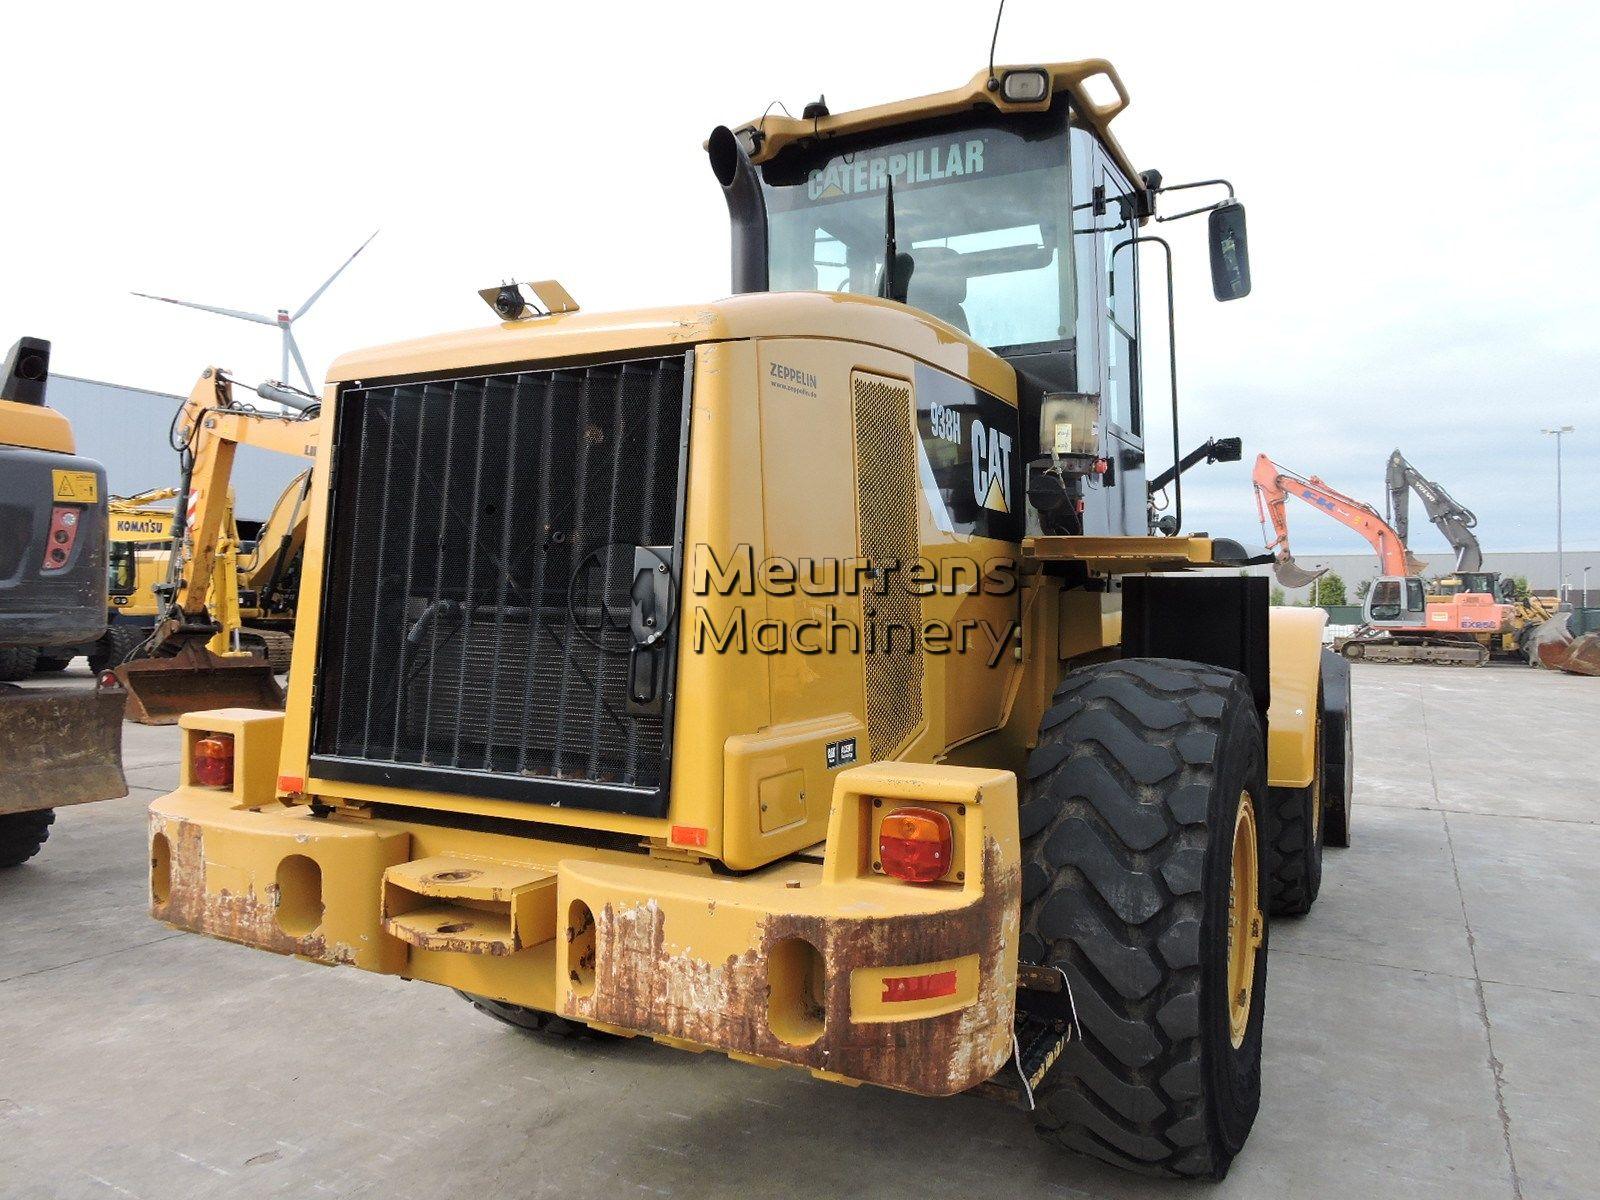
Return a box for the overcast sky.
[4,1,1594,561]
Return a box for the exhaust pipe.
[707,126,769,294]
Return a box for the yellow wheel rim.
[1226,791,1263,1049]
[1311,714,1324,844]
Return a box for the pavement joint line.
[1421,682,1525,1200]
[1272,947,1600,1000]
[0,932,185,987]
[1360,803,1597,827]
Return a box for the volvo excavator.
[113,368,317,723]
[1385,449,1588,670]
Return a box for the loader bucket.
[114,644,285,725]
[0,686,127,816]
[1272,554,1327,590]
[1524,611,1573,668]
[1539,631,1600,676]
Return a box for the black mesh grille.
[310,353,690,816]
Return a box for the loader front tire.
[1021,658,1268,1180]
[0,646,39,682]
[1265,684,1324,916]
[453,991,616,1042]
[0,809,55,867]
[1319,652,1354,848]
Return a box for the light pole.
[1542,426,1574,604]
[1585,566,1592,610]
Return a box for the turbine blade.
[293,229,379,320]
[286,332,317,394]
[130,292,277,325]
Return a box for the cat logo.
[971,420,1012,514]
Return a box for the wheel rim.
[1225,791,1263,1049]
[1312,714,1324,843]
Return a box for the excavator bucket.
[114,643,285,726]
[0,686,127,816]
[1272,554,1327,590]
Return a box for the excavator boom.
[113,369,318,724]
[1386,449,1482,573]
[1252,453,1422,587]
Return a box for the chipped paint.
[149,813,358,965]
[567,839,1018,1096]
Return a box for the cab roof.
[735,60,1145,197]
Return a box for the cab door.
[1071,128,1145,536]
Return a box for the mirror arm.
[1150,178,1237,223]
[1111,234,1181,535]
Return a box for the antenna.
[133,230,379,394]
[987,0,1008,90]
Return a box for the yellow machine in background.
[114,369,316,723]
[146,62,1348,1181]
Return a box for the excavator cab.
[1365,576,1427,627]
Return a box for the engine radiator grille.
[852,370,925,759]
[310,353,691,816]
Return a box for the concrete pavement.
[1,662,1596,1198]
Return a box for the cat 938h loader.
[147,61,1351,1180]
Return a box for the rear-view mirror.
[1208,201,1251,301]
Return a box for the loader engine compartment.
[310,352,691,817]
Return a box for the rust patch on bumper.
[571,840,1019,1096]
[150,813,354,965]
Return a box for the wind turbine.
[133,230,378,394]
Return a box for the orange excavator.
[1252,454,1513,666]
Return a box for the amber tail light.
[878,806,952,883]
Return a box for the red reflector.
[882,969,958,1003]
[277,775,305,794]
[193,733,235,789]
[671,825,708,847]
[878,806,952,883]
[41,506,81,573]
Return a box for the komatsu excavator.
[113,368,316,723]
[1253,453,1512,665]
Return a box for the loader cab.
[1366,576,1428,627]
[724,73,1156,537]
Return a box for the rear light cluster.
[877,806,952,883]
[194,733,235,789]
[40,506,80,572]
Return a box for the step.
[381,855,556,956]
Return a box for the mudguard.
[1266,607,1326,790]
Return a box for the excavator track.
[241,629,294,674]
[1337,635,1488,667]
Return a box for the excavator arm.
[1253,453,1423,588]
[1385,449,1482,573]
[114,368,319,723]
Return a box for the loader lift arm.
[114,368,318,723]
[1385,448,1482,573]
[1252,453,1423,588]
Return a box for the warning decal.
[51,469,99,504]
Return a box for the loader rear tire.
[453,990,616,1042]
[0,809,55,867]
[1265,683,1324,917]
[0,646,39,682]
[1021,658,1269,1180]
[87,627,145,675]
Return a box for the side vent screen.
[851,370,924,759]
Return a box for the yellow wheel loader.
[0,336,127,865]
[146,61,1347,1180]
